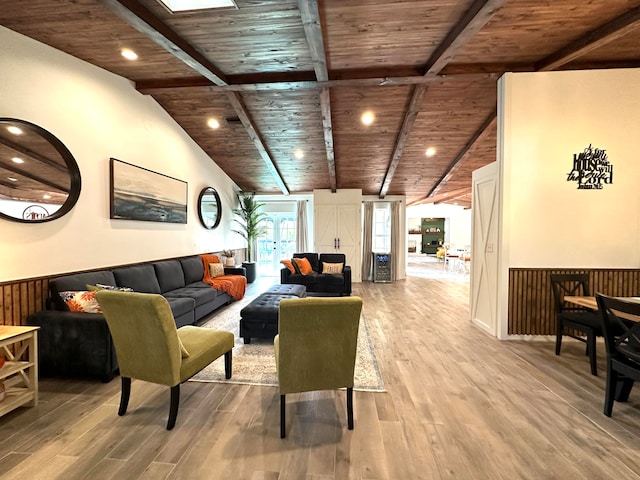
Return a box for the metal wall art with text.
[567,144,613,190]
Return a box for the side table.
[0,326,39,417]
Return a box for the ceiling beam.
[536,5,640,71]
[100,0,228,86]
[100,0,289,194]
[319,87,337,191]
[428,110,497,198]
[226,92,289,195]
[299,0,337,191]
[136,71,500,92]
[379,0,507,198]
[379,84,428,198]
[407,187,471,207]
[299,0,328,82]
[425,0,510,75]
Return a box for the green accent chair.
[95,290,234,430]
[275,296,363,438]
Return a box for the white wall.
[496,68,640,338]
[0,26,241,281]
[500,69,640,269]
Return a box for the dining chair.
[550,273,602,375]
[275,296,363,438]
[96,290,234,430]
[595,294,640,416]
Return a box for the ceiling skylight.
[157,0,237,12]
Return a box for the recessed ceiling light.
[43,194,52,199]
[207,118,220,129]
[121,49,138,61]
[294,149,304,159]
[157,0,237,12]
[11,157,24,164]
[7,126,22,135]
[361,111,375,126]
[8,177,17,182]
[425,147,436,157]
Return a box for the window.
[372,203,391,252]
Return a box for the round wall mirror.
[198,187,221,229]
[0,118,81,223]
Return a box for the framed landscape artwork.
[110,158,188,223]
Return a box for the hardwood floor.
[1,258,640,479]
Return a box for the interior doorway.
[256,213,296,277]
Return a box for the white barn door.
[471,162,500,337]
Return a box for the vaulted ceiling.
[2,0,640,208]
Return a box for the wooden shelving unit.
[0,326,39,418]
[420,218,445,255]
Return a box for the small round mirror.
[0,118,81,223]
[198,187,221,229]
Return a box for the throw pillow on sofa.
[208,263,226,278]
[292,257,314,275]
[322,262,344,274]
[58,291,102,313]
[86,284,134,292]
[280,259,297,274]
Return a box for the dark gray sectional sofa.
[27,255,244,381]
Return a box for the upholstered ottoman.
[264,284,307,297]
[240,294,298,344]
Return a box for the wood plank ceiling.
[2,0,640,208]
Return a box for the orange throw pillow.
[280,259,296,274]
[293,257,314,275]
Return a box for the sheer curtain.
[361,201,374,281]
[390,201,400,281]
[296,200,309,252]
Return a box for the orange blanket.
[200,254,247,300]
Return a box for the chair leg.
[604,365,617,417]
[118,377,131,416]
[224,350,232,379]
[555,321,563,355]
[615,378,635,402]
[587,332,597,376]
[347,387,354,430]
[167,384,180,430]
[280,394,286,438]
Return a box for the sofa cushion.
[319,253,346,266]
[164,286,218,307]
[180,255,205,285]
[50,271,117,311]
[319,273,346,286]
[164,296,196,319]
[287,273,319,286]
[153,260,186,293]
[113,265,161,294]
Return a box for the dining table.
[564,295,640,320]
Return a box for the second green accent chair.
[275,296,363,438]
[95,290,234,430]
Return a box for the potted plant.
[232,193,267,283]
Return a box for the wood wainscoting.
[508,268,640,335]
[1,277,49,327]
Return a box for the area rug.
[189,295,385,392]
